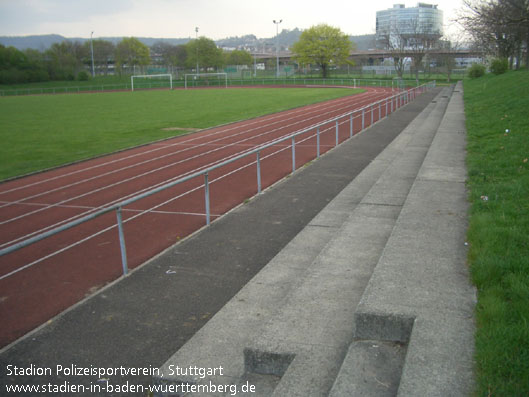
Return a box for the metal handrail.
[0,81,435,279]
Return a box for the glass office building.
[376,3,443,48]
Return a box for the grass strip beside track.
[464,70,529,395]
[0,87,362,180]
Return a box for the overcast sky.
[0,0,465,39]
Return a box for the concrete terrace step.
[330,81,475,396]
[152,86,453,396]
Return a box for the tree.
[459,0,529,68]
[433,37,462,83]
[115,37,150,75]
[0,45,28,83]
[406,18,442,83]
[23,49,49,82]
[224,49,252,66]
[151,42,187,75]
[85,39,115,75]
[377,25,407,78]
[186,37,224,71]
[292,24,352,78]
[377,17,441,81]
[45,41,87,80]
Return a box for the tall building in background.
[376,3,443,49]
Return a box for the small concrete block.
[354,311,416,343]
[330,340,407,397]
[244,348,295,376]
[271,346,346,397]
[397,315,475,397]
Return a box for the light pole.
[273,19,282,78]
[90,31,95,78]
[195,27,199,74]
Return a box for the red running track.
[0,86,400,347]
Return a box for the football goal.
[131,74,173,91]
[184,73,228,89]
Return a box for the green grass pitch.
[464,69,529,395]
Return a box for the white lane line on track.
[0,90,389,228]
[0,200,220,217]
[0,87,391,198]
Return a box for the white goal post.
[184,73,228,89]
[131,74,173,91]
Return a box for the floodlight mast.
[90,31,95,78]
[195,27,199,74]
[273,19,282,78]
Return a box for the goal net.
[184,73,228,89]
[131,74,173,91]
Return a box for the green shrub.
[77,71,90,81]
[490,58,508,75]
[468,63,486,79]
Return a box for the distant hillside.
[0,32,300,52]
[0,32,376,52]
[0,34,67,51]
[0,34,191,50]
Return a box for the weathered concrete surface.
[154,87,458,396]
[348,81,475,396]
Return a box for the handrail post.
[349,114,353,138]
[362,109,365,130]
[317,126,320,158]
[116,207,128,276]
[291,137,296,173]
[256,151,262,194]
[335,120,339,146]
[204,172,210,225]
[379,102,381,121]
